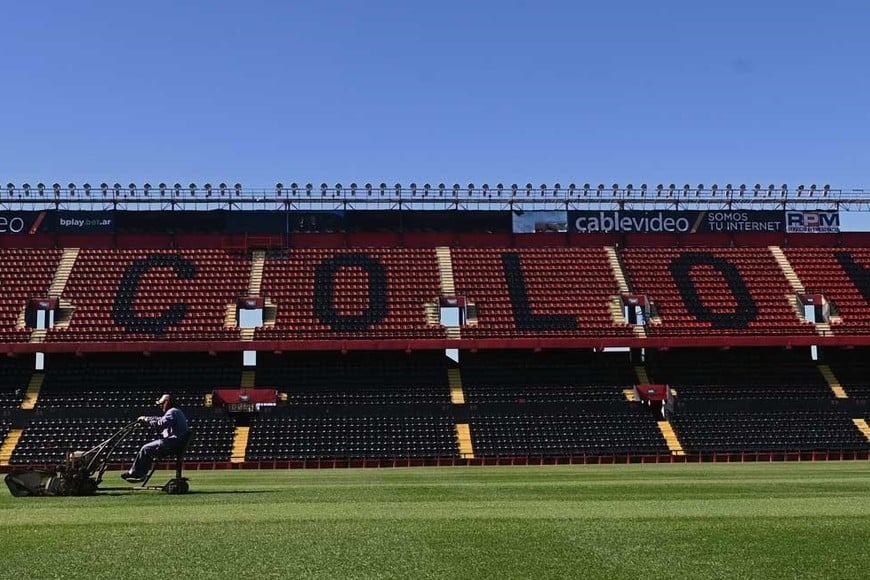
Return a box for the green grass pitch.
[1,462,868,579]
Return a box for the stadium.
[1,182,869,577]
[5,3,870,576]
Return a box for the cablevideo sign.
[568,210,785,233]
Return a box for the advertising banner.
[0,211,46,234]
[401,210,512,233]
[227,211,285,233]
[286,211,345,233]
[569,210,784,233]
[512,210,568,233]
[53,211,115,233]
[785,210,840,233]
[115,210,226,233]
[697,210,784,233]
[345,210,512,233]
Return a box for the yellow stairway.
[853,419,870,442]
[241,370,255,389]
[448,368,465,404]
[0,429,23,466]
[456,423,474,459]
[818,365,848,398]
[22,373,44,410]
[231,427,249,463]
[658,421,685,456]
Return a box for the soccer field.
[2,462,868,580]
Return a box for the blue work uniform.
[128,408,190,478]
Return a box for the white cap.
[156,394,172,406]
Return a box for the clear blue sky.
[1,2,867,192]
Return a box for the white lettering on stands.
[574,212,691,233]
[58,218,112,228]
[705,220,782,232]
[0,216,25,233]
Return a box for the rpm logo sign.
[786,211,840,233]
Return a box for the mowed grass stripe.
[1,463,868,580]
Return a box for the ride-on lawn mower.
[5,420,192,496]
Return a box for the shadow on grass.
[98,486,281,496]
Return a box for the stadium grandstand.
[1,181,869,472]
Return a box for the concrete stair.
[23,249,80,336]
[814,322,833,336]
[435,247,455,295]
[248,250,266,296]
[0,429,23,466]
[608,297,627,325]
[424,303,440,325]
[769,246,805,293]
[448,368,465,404]
[224,304,238,329]
[772,246,830,336]
[22,373,44,409]
[818,365,848,399]
[49,248,80,297]
[445,326,461,340]
[15,307,26,331]
[785,294,806,321]
[456,423,474,459]
[658,421,685,456]
[604,247,630,293]
[853,419,870,442]
[230,427,249,463]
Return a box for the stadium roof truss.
[0,183,864,212]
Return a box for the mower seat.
[137,430,194,494]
